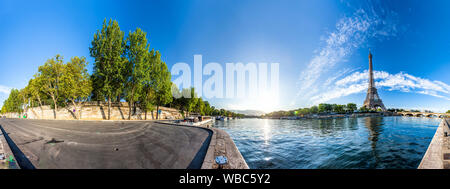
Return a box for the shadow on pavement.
[187,128,213,169]
[0,125,36,169]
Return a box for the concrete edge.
[200,128,217,169]
[214,128,249,169]
[156,121,249,169]
[0,124,20,169]
[418,119,444,169]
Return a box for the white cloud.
[311,70,450,104]
[0,85,11,94]
[292,3,399,106]
[0,85,12,108]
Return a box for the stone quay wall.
[1,102,183,120]
[418,118,450,169]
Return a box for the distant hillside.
[230,110,265,116]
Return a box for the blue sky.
[0,0,449,113]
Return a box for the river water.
[214,116,441,169]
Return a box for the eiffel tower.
[363,51,386,111]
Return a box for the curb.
[156,120,249,169]
[0,124,20,169]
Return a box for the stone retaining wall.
[1,102,183,120]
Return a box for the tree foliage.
[61,56,92,119]
[90,19,126,120]
[1,18,237,120]
[38,54,65,119]
[149,51,172,119]
[124,28,151,119]
[1,89,23,114]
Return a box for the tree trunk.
[156,105,160,120]
[52,95,57,119]
[108,96,111,120]
[128,87,135,120]
[37,96,43,119]
[78,102,82,120]
[22,98,27,118]
[71,100,79,120]
[144,110,147,120]
[128,100,132,120]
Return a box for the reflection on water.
[365,117,383,167]
[214,116,440,169]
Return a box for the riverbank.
[264,112,396,120]
[159,119,249,169]
[418,118,450,169]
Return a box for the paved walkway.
[158,120,249,169]
[418,118,450,169]
[0,119,210,169]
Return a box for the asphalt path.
[0,119,211,169]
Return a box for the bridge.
[397,112,450,118]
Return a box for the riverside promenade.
[158,120,249,169]
[418,118,450,169]
[0,119,211,169]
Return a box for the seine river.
[214,116,441,169]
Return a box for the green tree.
[334,104,345,114]
[186,88,199,116]
[2,89,23,114]
[38,55,65,119]
[139,86,155,120]
[212,107,219,116]
[195,98,206,115]
[318,103,332,113]
[150,51,172,120]
[0,103,6,114]
[61,56,92,119]
[172,87,192,117]
[310,106,319,114]
[18,87,30,116]
[219,109,227,116]
[90,18,126,120]
[124,28,151,120]
[299,108,310,115]
[359,106,369,113]
[447,110,450,113]
[169,83,182,109]
[28,77,44,108]
[346,103,357,113]
[204,101,212,115]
